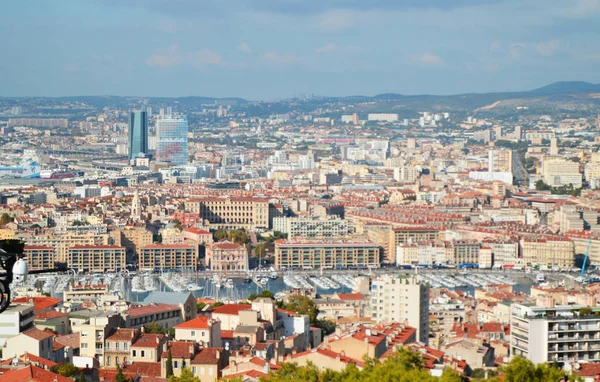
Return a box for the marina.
[11,268,589,301]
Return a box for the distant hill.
[530,81,600,95]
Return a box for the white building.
[0,304,35,346]
[368,113,398,122]
[370,275,429,343]
[272,216,349,238]
[511,303,600,365]
[156,115,188,165]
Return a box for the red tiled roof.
[128,303,180,318]
[142,244,194,249]
[175,316,214,330]
[212,242,243,250]
[35,310,67,320]
[291,346,364,368]
[22,328,54,341]
[221,330,234,339]
[190,347,224,365]
[133,333,165,348]
[184,228,211,235]
[13,296,62,314]
[576,362,600,377]
[0,364,72,382]
[24,246,54,250]
[162,341,197,359]
[336,293,364,301]
[54,333,80,349]
[106,328,137,342]
[20,352,57,368]
[211,304,252,315]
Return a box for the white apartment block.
[370,275,429,344]
[367,113,398,122]
[272,216,349,238]
[511,303,600,365]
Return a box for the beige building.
[389,227,440,263]
[23,245,54,271]
[4,328,55,361]
[206,241,248,272]
[139,244,198,270]
[19,231,119,264]
[274,240,380,270]
[68,245,126,272]
[119,228,153,256]
[174,316,222,347]
[70,310,123,366]
[370,275,429,344]
[520,237,575,268]
[489,148,513,172]
[185,197,270,230]
[541,156,582,188]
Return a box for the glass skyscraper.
[128,111,148,160]
[156,115,188,165]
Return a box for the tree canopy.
[248,290,275,301]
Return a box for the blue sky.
[2,0,600,99]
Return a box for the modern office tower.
[128,111,148,160]
[166,106,173,116]
[370,275,430,344]
[156,115,188,165]
[488,148,513,173]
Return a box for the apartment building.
[274,240,380,270]
[118,228,153,256]
[23,245,54,271]
[520,237,575,268]
[174,316,222,347]
[19,231,119,264]
[449,241,480,265]
[104,328,167,367]
[70,310,124,366]
[0,304,35,346]
[68,245,126,272]
[388,227,440,263]
[139,244,198,271]
[370,275,429,343]
[272,216,349,238]
[511,303,600,365]
[185,197,270,230]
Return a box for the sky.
[2,0,600,100]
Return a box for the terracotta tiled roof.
[54,333,80,349]
[190,347,224,365]
[211,304,252,315]
[175,316,214,330]
[336,293,364,301]
[162,341,197,359]
[13,296,62,314]
[35,310,67,320]
[0,365,72,382]
[132,333,165,348]
[106,328,138,342]
[22,328,54,341]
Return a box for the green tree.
[498,356,572,382]
[169,367,200,382]
[115,363,129,382]
[197,302,207,312]
[0,213,12,226]
[145,321,167,334]
[213,229,228,241]
[439,368,464,382]
[248,290,275,301]
[254,242,267,258]
[535,180,552,191]
[52,362,79,377]
[315,319,336,335]
[172,219,183,230]
[166,350,174,378]
[283,295,319,324]
[211,301,225,309]
[229,229,249,245]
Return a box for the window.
[191,331,196,336]
[124,343,128,350]
[132,350,136,357]
[115,343,120,351]
[202,331,205,337]
[174,361,178,368]
[81,331,88,337]
[107,357,111,366]
[116,357,119,365]
[209,368,213,376]
[200,367,205,375]
[141,351,145,357]
[192,367,197,374]
[81,343,88,349]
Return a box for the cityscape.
[4,1,600,382]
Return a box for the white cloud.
[410,52,443,66]
[239,42,252,53]
[263,51,302,65]
[314,43,360,54]
[192,49,222,65]
[146,45,182,68]
[536,39,560,56]
[147,45,224,68]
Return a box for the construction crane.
[581,238,593,277]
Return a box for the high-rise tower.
[156,115,188,165]
[128,111,148,160]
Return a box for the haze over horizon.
[3,0,600,99]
